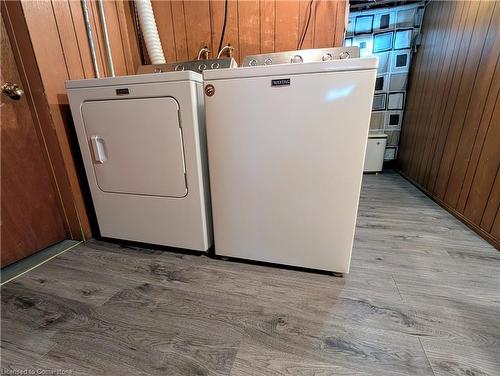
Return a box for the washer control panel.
[137,58,237,75]
[242,47,359,67]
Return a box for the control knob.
[322,53,333,61]
[339,51,350,60]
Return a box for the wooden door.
[1,18,67,267]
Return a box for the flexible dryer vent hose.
[134,0,166,64]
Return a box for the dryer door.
[81,97,187,197]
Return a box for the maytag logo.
[116,88,130,95]
[271,78,290,87]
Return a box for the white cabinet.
[364,134,387,173]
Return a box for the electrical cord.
[218,0,229,54]
[298,0,314,50]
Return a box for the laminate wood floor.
[2,172,499,376]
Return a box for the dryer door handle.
[90,135,107,164]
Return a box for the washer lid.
[203,57,378,81]
[82,97,187,198]
[66,71,202,89]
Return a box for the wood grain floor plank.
[230,337,373,376]
[421,338,500,376]
[17,260,125,307]
[238,310,434,376]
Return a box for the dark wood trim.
[399,170,500,250]
[1,1,85,239]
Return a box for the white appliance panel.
[82,97,187,197]
[205,67,376,272]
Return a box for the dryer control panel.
[137,58,237,75]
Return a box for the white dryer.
[203,56,378,273]
[66,72,212,251]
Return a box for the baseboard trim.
[398,171,499,251]
[1,240,82,285]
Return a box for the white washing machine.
[203,55,378,273]
[66,71,212,251]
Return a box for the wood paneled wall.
[4,0,141,239]
[151,0,347,64]
[399,1,500,249]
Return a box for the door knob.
[1,82,24,100]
